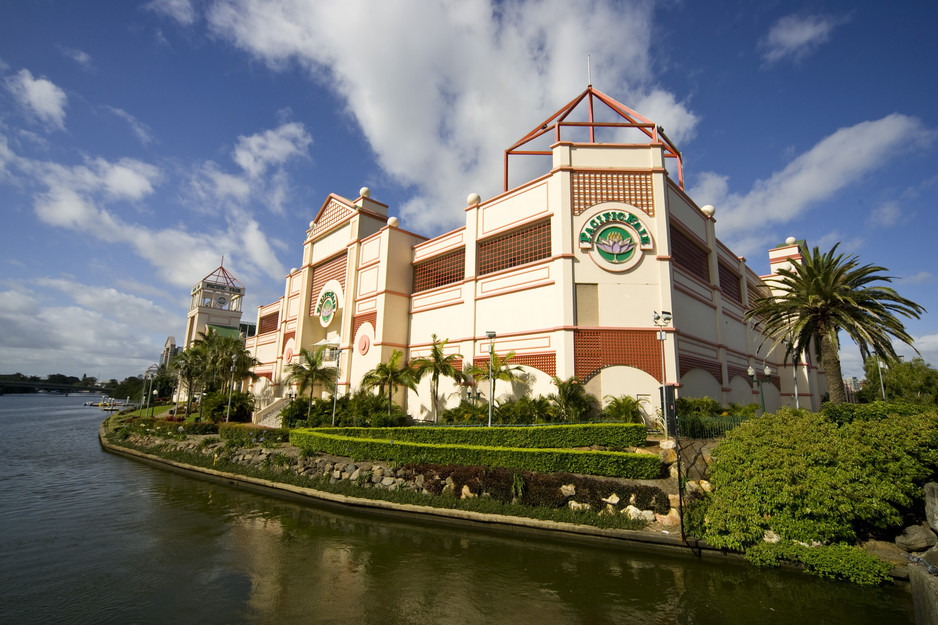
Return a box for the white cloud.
[232,121,312,178]
[59,46,93,69]
[205,0,695,234]
[6,69,68,130]
[690,114,929,257]
[900,271,933,285]
[103,106,156,145]
[146,0,197,26]
[761,14,844,64]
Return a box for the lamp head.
[485,330,496,339]
[662,311,672,324]
[764,365,771,377]
[747,366,755,377]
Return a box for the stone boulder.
[655,509,681,527]
[925,482,938,533]
[623,505,656,523]
[659,448,677,465]
[862,540,911,580]
[896,525,938,553]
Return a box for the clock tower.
[184,261,246,348]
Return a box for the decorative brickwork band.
[571,171,655,216]
[309,252,348,316]
[473,352,556,378]
[679,354,723,383]
[574,329,661,382]
[312,199,354,235]
[352,311,377,340]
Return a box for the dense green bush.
[318,423,647,449]
[745,542,892,586]
[279,390,411,428]
[290,430,661,479]
[218,423,289,446]
[819,400,923,426]
[202,391,254,423]
[701,406,938,552]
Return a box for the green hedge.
[315,423,647,449]
[219,423,290,446]
[290,430,660,479]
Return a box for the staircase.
[252,397,287,428]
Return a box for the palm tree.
[474,350,523,402]
[286,346,336,420]
[412,334,466,422]
[550,376,599,421]
[361,349,419,419]
[745,243,924,404]
[170,349,201,416]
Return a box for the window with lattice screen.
[478,220,551,276]
[413,248,465,293]
[670,225,710,283]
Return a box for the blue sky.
[1,0,936,381]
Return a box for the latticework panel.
[670,226,710,283]
[309,253,348,316]
[718,262,742,304]
[473,352,556,377]
[478,220,551,276]
[574,329,661,382]
[679,354,723,383]
[258,312,279,335]
[352,312,377,339]
[312,199,353,235]
[413,248,465,293]
[571,171,654,216]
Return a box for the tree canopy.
[745,244,924,404]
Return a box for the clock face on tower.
[216,296,227,307]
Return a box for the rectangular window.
[258,312,279,334]
[719,262,742,304]
[478,220,551,276]
[413,248,465,293]
[670,225,710,283]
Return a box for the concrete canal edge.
[98,425,744,562]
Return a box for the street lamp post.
[331,346,341,426]
[150,389,158,418]
[875,352,886,401]
[748,364,772,414]
[225,354,237,422]
[653,311,672,437]
[486,331,496,427]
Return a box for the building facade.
[246,86,825,424]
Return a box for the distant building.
[159,336,180,368]
[245,86,826,424]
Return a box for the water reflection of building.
[246,86,825,423]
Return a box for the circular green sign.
[594,225,636,264]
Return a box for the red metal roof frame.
[503,85,684,191]
[201,261,244,289]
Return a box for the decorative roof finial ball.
[786,236,797,245]
[467,192,481,207]
[387,216,399,227]
[309,221,315,229]
[700,204,715,217]
[359,186,371,198]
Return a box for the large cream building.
[246,86,825,425]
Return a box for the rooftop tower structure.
[184,261,245,348]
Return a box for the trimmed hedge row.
[219,423,290,445]
[290,430,661,479]
[318,422,647,449]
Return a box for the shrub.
[290,429,661,479]
[603,395,646,424]
[201,391,254,423]
[219,423,289,446]
[745,542,892,586]
[701,407,938,553]
[820,400,922,426]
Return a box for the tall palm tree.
[170,349,201,416]
[361,349,419,419]
[286,346,336,420]
[412,334,465,422]
[745,243,924,404]
[474,350,523,401]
